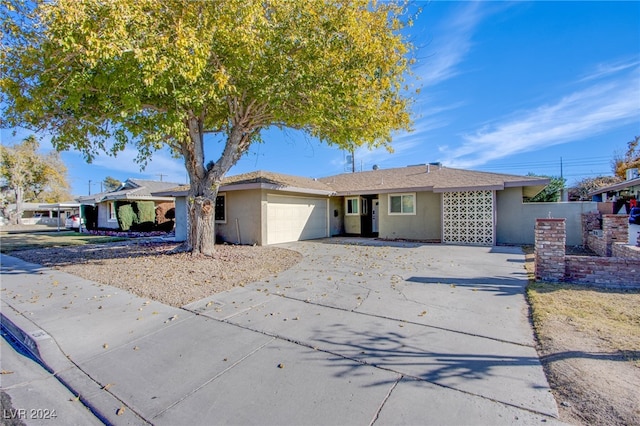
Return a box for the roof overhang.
[588,177,640,196]
[41,202,81,209]
[159,183,334,197]
[98,195,175,202]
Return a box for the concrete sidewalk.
[1,240,563,425]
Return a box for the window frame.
[108,201,117,221]
[388,193,416,215]
[345,197,360,216]
[215,193,226,223]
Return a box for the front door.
[372,199,379,233]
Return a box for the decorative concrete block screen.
[442,190,495,246]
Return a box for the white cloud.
[578,58,640,82]
[438,67,640,169]
[414,2,491,87]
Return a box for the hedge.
[117,203,136,231]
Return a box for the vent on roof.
[427,162,442,173]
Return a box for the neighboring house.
[1,202,80,226]
[79,179,180,230]
[157,164,574,246]
[588,169,640,214]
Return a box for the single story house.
[1,202,79,227]
[588,169,640,214]
[156,164,557,246]
[78,179,180,230]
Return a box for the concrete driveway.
[1,239,561,425]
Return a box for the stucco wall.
[496,187,598,245]
[344,212,361,235]
[378,192,441,241]
[329,197,345,236]
[174,197,188,242]
[97,202,119,229]
[217,189,263,245]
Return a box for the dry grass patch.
[528,283,640,364]
[524,248,640,425]
[0,231,125,253]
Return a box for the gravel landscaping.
[9,240,302,307]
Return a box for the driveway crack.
[369,375,402,426]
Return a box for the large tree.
[612,135,640,180]
[1,0,415,255]
[103,176,122,192]
[0,135,71,224]
[568,175,622,201]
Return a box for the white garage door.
[267,194,328,244]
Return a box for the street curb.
[1,302,149,425]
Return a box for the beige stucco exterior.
[97,202,119,229]
[216,189,264,245]
[328,197,344,236]
[344,210,361,235]
[378,191,442,241]
[496,187,598,245]
[165,168,561,247]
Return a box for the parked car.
[629,207,640,225]
[65,214,83,230]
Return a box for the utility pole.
[156,173,166,182]
[351,149,355,173]
[88,179,92,195]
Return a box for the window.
[388,193,415,215]
[215,194,226,222]
[108,202,117,221]
[346,197,359,215]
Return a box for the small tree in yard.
[525,174,566,203]
[1,0,415,255]
[0,135,71,224]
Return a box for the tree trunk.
[187,186,218,256]
[14,187,23,225]
[182,108,257,256]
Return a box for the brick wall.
[565,255,640,288]
[581,211,600,246]
[585,214,629,256]
[535,217,640,289]
[612,243,640,260]
[534,219,566,282]
[602,214,628,248]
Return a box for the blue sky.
[2,1,639,196]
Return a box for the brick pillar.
[602,214,629,256]
[581,212,601,246]
[535,219,566,282]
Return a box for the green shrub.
[134,201,156,224]
[117,203,135,231]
